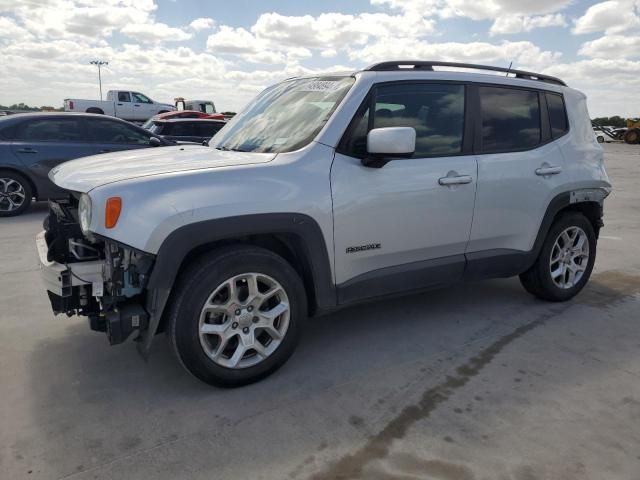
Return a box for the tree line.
[591,116,637,128]
[0,103,63,112]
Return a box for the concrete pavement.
[1,143,639,480]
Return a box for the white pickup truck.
[64,90,176,122]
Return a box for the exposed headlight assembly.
[78,194,92,233]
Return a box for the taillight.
[69,101,74,110]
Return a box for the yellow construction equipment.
[623,118,640,144]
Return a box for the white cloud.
[189,17,215,31]
[349,39,562,72]
[121,23,192,43]
[579,34,640,59]
[573,0,640,35]
[0,0,637,117]
[373,0,572,19]
[490,14,566,35]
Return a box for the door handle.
[438,175,472,186]
[16,148,38,153]
[117,103,124,106]
[535,165,562,176]
[134,104,140,107]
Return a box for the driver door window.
[343,83,465,158]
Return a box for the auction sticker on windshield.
[298,80,343,92]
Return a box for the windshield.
[211,76,355,153]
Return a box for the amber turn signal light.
[105,197,122,229]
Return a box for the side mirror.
[202,139,210,146]
[362,127,416,168]
[149,136,162,147]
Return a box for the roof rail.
[364,61,566,86]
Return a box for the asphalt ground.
[1,142,639,480]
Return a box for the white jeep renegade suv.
[37,61,611,387]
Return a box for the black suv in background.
[146,118,227,144]
[0,113,170,216]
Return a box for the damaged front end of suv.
[38,195,154,346]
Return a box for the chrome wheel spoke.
[228,342,247,368]
[200,322,229,335]
[0,177,25,212]
[549,226,590,289]
[260,302,288,322]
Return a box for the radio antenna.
[506,61,513,77]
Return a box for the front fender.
[138,213,336,356]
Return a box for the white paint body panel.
[49,68,611,288]
[331,152,476,283]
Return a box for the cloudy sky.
[0,0,638,116]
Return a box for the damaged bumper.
[37,199,154,346]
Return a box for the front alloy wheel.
[169,246,306,387]
[199,273,290,369]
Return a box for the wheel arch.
[139,213,336,356]
[530,190,605,266]
[86,107,104,114]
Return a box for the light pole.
[90,60,108,100]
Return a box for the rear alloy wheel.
[0,172,32,217]
[169,246,306,387]
[520,213,596,302]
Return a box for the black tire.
[168,245,307,387]
[624,128,640,145]
[596,135,605,144]
[520,212,596,302]
[86,107,104,115]
[0,170,32,217]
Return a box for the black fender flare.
[138,213,336,355]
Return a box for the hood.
[49,145,276,192]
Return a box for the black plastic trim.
[337,254,465,305]
[364,61,567,86]
[139,213,336,355]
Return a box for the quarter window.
[546,92,568,138]
[479,86,541,152]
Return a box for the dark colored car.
[147,118,227,144]
[0,113,170,216]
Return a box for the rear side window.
[546,92,569,138]
[87,119,152,145]
[167,122,197,137]
[480,87,541,152]
[118,92,131,102]
[198,122,225,137]
[18,118,85,142]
